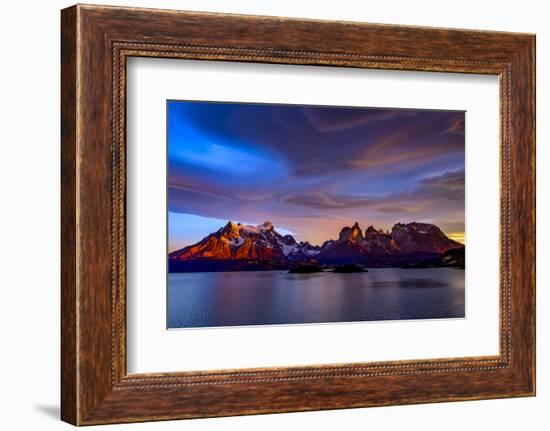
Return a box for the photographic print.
[167,101,465,329]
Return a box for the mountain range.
[169,220,465,272]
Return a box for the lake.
[167,268,465,329]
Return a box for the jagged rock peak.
[392,221,440,234]
[259,220,274,231]
[365,225,378,235]
[222,220,239,231]
[220,220,276,235]
[339,222,363,241]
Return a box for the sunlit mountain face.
[168,220,465,272]
[167,101,465,252]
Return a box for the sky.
[167,100,465,251]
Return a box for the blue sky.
[167,100,465,251]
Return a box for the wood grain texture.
[60,5,78,425]
[60,4,536,425]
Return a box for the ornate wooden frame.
[61,4,536,425]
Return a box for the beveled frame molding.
[61,4,535,425]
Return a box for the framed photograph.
[165,100,467,329]
[61,4,536,425]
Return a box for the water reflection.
[167,268,465,328]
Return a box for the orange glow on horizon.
[447,233,465,244]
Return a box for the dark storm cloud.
[280,170,465,213]
[301,106,416,132]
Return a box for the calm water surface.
[167,268,465,329]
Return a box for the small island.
[288,263,368,274]
[288,264,324,273]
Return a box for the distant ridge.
[169,221,464,272]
